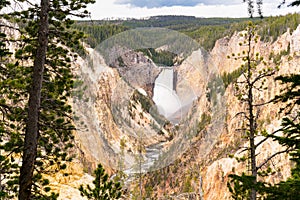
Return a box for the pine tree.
[243,0,263,18]
[0,1,23,199]
[240,1,300,198]
[19,1,51,198]
[0,0,95,199]
[227,22,279,200]
[263,74,300,199]
[279,0,300,7]
[79,164,122,200]
[116,137,127,185]
[244,0,300,17]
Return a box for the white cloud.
[115,0,242,8]
[86,0,299,20]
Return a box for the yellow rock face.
[60,25,300,199]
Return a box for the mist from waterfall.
[152,67,181,123]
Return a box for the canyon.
[33,25,300,199]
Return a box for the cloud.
[115,0,242,8]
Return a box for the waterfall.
[152,67,181,123]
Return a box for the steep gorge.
[53,25,300,199]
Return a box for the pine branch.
[256,147,292,170]
[255,129,282,149]
[0,24,22,33]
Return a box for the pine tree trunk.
[249,90,257,200]
[19,0,49,199]
[247,32,257,200]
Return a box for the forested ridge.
[75,13,300,51]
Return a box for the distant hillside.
[119,15,252,31]
[77,15,252,30]
[74,14,300,50]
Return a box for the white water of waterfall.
[153,67,181,123]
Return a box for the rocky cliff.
[200,27,299,200]
[53,25,300,199]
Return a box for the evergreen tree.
[266,1,300,199]
[263,74,300,199]
[244,0,300,17]
[19,1,51,198]
[0,2,20,199]
[227,22,279,200]
[79,164,122,200]
[243,0,263,18]
[116,137,127,186]
[279,0,300,7]
[0,0,94,199]
[240,1,300,198]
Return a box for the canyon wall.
[50,25,300,199]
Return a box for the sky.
[87,0,299,20]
